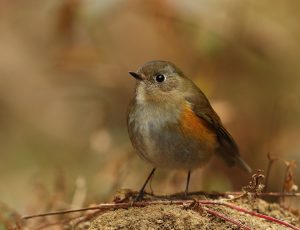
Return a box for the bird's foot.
[134,191,144,202]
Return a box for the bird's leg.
[135,168,156,201]
[185,170,191,197]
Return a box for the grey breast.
[128,100,212,169]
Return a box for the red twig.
[216,202,300,230]
[155,191,300,198]
[22,207,100,220]
[203,206,251,230]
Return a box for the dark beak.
[129,71,143,81]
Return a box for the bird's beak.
[129,71,143,81]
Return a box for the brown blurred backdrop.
[1,0,300,213]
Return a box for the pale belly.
[128,115,214,170]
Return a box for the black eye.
[155,74,166,83]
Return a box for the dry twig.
[264,153,278,191]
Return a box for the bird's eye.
[155,74,166,83]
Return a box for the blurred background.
[1,0,300,215]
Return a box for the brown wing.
[185,82,252,173]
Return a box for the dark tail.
[217,149,252,173]
[236,156,252,173]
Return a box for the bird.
[127,60,251,201]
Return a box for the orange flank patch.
[180,103,217,149]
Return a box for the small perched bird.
[127,60,251,200]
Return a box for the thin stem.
[264,153,277,192]
[203,206,251,230]
[22,206,103,220]
[152,191,300,199]
[219,202,300,230]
